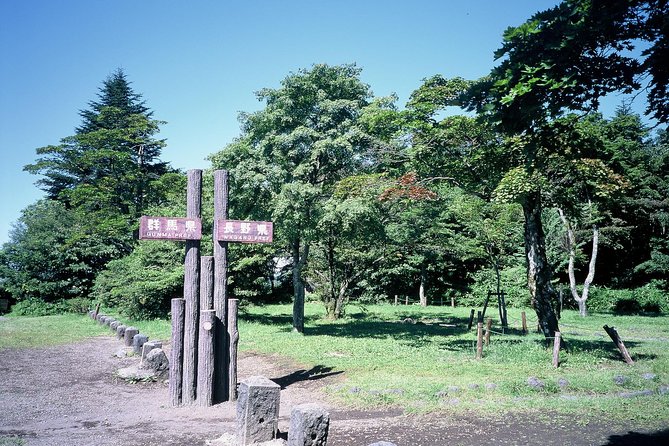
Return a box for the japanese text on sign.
[139,216,202,240]
[216,220,273,243]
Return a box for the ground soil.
[1,334,668,446]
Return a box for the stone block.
[237,376,281,445]
[124,327,139,347]
[110,320,120,331]
[139,348,169,378]
[140,341,162,365]
[133,333,149,354]
[116,325,127,340]
[288,403,329,446]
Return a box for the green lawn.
[2,303,668,425]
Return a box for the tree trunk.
[419,266,427,307]
[334,279,349,319]
[523,192,559,338]
[558,209,599,318]
[292,241,309,333]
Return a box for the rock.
[527,377,544,389]
[619,389,654,398]
[140,348,169,378]
[448,385,460,393]
[116,325,127,340]
[613,375,627,385]
[435,390,448,398]
[642,373,657,380]
[132,333,149,354]
[468,383,480,390]
[114,348,127,358]
[124,327,139,347]
[560,395,579,400]
[659,385,669,395]
[402,318,416,324]
[104,317,115,327]
[116,365,156,381]
[558,378,570,388]
[237,376,281,445]
[349,387,361,394]
[485,383,497,391]
[140,341,162,366]
[287,403,329,446]
[110,321,120,331]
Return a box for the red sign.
[139,216,202,240]
[216,220,273,243]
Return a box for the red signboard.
[216,219,273,243]
[139,216,202,240]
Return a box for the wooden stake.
[467,309,475,330]
[92,302,100,320]
[394,295,398,306]
[405,295,409,305]
[552,331,561,368]
[451,296,455,308]
[603,325,634,365]
[200,256,214,311]
[182,169,202,405]
[197,310,216,407]
[228,298,240,401]
[213,170,230,403]
[521,311,528,334]
[169,298,185,406]
[476,321,484,359]
[484,317,493,345]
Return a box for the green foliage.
[9,296,92,316]
[92,241,183,320]
[586,283,669,313]
[462,265,529,308]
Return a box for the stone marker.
[237,376,281,445]
[287,403,329,446]
[140,348,169,378]
[116,325,127,340]
[124,327,139,347]
[97,315,107,324]
[110,320,120,331]
[133,333,149,354]
[141,341,163,366]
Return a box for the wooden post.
[394,295,398,306]
[476,320,484,359]
[467,309,475,330]
[197,310,216,407]
[182,169,202,405]
[200,256,214,311]
[213,170,230,403]
[405,295,409,305]
[451,296,455,308]
[521,311,528,334]
[92,302,100,320]
[499,292,508,327]
[552,331,561,368]
[169,298,185,406]
[228,298,240,401]
[603,325,635,365]
[484,317,493,345]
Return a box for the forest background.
[1,0,667,331]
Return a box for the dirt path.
[1,335,667,445]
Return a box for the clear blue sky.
[2,0,642,245]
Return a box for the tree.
[458,0,668,337]
[209,64,386,332]
[25,69,169,223]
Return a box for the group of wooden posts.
[141,169,260,407]
[468,290,635,367]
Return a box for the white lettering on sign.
[216,220,273,244]
[185,220,196,232]
[166,219,178,231]
[139,216,202,240]
[148,218,161,231]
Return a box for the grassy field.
[2,303,668,425]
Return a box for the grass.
[2,303,668,426]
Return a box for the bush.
[92,241,183,320]
[587,283,669,314]
[10,298,65,316]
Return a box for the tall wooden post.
[197,309,216,406]
[182,169,202,404]
[521,311,528,334]
[169,298,185,406]
[228,298,240,401]
[213,170,230,402]
[200,256,214,311]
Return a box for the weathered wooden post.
[484,317,493,346]
[467,309,475,330]
[169,298,185,406]
[228,298,240,401]
[197,256,216,406]
[182,169,203,405]
[521,311,528,334]
[197,309,216,406]
[476,319,484,359]
[552,331,561,368]
[603,325,634,365]
[213,169,230,403]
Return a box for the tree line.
[1,1,667,336]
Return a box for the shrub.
[10,298,65,316]
[587,283,668,314]
[460,265,529,308]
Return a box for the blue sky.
[1,0,644,245]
